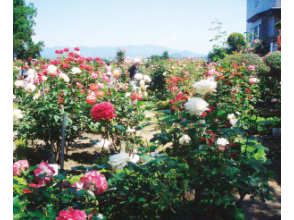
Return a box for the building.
[246,0,281,41]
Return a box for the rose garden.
[13,35,281,219]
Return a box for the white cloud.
[161,35,178,46]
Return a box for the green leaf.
[115,124,125,131]
[215,196,222,205]
[137,154,154,163]
[138,198,146,203]
[230,167,240,176]
[217,110,226,117]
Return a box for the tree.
[162,51,169,60]
[13,0,44,59]
[227,33,246,52]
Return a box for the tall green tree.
[162,51,169,60]
[13,0,44,59]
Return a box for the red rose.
[40,61,45,64]
[68,52,75,57]
[63,64,70,68]
[248,95,253,99]
[95,57,101,61]
[28,58,32,60]
[99,61,105,65]
[74,47,80,51]
[64,48,69,52]
[91,102,116,121]
[86,57,93,62]
[245,88,250,93]
[201,112,207,117]
[80,64,86,69]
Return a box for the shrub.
[220,53,270,74]
[227,33,246,51]
[264,51,281,72]
[208,46,228,62]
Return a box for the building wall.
[247,0,280,20]
[246,0,281,40]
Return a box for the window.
[251,26,259,41]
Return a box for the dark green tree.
[162,51,169,59]
[13,0,44,59]
[227,33,246,52]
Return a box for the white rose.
[47,65,57,74]
[14,80,24,88]
[184,97,209,116]
[25,83,36,92]
[216,138,229,152]
[134,73,143,81]
[72,67,82,75]
[95,139,111,153]
[33,90,42,100]
[59,73,70,83]
[179,135,191,145]
[227,113,238,126]
[41,76,48,82]
[143,75,151,82]
[125,92,131,97]
[132,84,137,93]
[143,92,148,97]
[108,151,130,171]
[192,79,217,95]
[235,112,241,116]
[139,79,145,88]
[129,154,140,164]
[13,109,23,120]
[127,126,136,134]
[13,94,16,100]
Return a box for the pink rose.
[56,208,87,220]
[13,160,29,176]
[249,78,258,84]
[91,72,98,79]
[97,83,104,89]
[34,162,55,177]
[248,65,255,71]
[79,171,108,194]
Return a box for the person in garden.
[125,58,140,82]
[17,60,38,86]
[104,62,112,79]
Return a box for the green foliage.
[13,0,44,59]
[208,46,228,62]
[162,51,169,60]
[264,51,281,72]
[116,48,125,64]
[149,55,161,62]
[227,33,246,51]
[275,21,281,29]
[208,19,229,61]
[220,53,270,74]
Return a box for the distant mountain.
[41,45,207,59]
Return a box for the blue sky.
[26,0,247,54]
